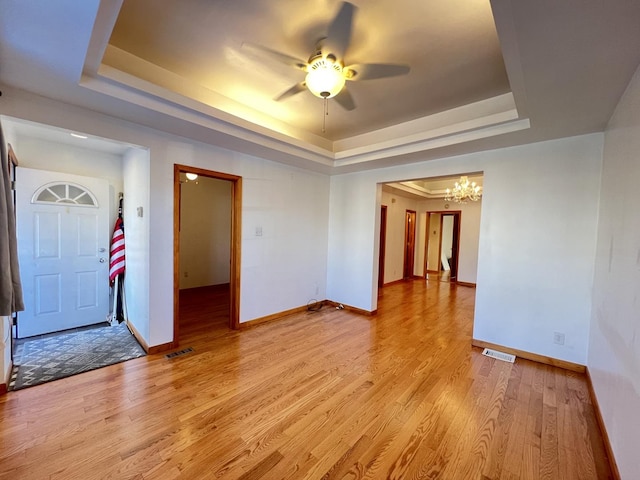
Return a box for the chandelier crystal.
[444,176,482,203]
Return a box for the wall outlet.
[255,226,263,237]
[553,332,565,345]
[184,271,189,278]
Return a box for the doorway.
[378,205,387,288]
[425,211,461,282]
[173,164,241,346]
[5,119,150,389]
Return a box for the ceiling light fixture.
[305,56,347,133]
[305,57,346,99]
[185,173,198,181]
[445,176,482,203]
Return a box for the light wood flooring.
[0,281,612,479]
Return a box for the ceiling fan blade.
[345,63,410,81]
[333,88,356,111]
[323,2,356,60]
[241,42,307,70]
[275,83,307,101]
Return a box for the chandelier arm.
[445,176,483,203]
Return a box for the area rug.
[10,323,146,391]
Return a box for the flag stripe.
[109,217,125,284]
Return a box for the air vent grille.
[481,348,516,363]
[165,347,194,359]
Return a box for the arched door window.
[31,182,98,207]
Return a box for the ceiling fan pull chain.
[322,97,328,133]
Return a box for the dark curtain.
[0,121,24,315]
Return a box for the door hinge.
[11,180,16,191]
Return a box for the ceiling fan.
[242,1,410,112]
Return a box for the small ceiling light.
[305,57,346,99]
[70,133,87,139]
[445,176,482,203]
[185,173,198,181]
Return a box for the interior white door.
[16,167,110,338]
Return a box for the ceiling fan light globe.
[305,64,346,99]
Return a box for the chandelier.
[445,176,482,203]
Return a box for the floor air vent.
[481,348,516,363]
[165,347,194,359]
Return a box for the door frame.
[173,164,242,345]
[378,205,387,289]
[424,210,461,280]
[403,210,417,279]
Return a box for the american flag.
[109,217,125,284]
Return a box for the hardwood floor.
[0,281,612,479]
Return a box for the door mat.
[10,323,146,391]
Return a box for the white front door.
[16,167,110,338]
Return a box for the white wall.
[418,198,482,284]
[474,137,601,365]
[589,64,640,479]
[8,136,123,227]
[380,190,420,283]
[327,177,379,311]
[122,147,150,342]
[0,87,330,346]
[327,134,603,365]
[179,177,231,289]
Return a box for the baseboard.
[471,339,586,373]
[239,299,377,330]
[382,278,406,287]
[147,342,175,355]
[456,281,476,288]
[0,359,12,395]
[585,367,621,480]
[325,301,377,316]
[125,320,148,353]
[126,320,174,354]
[239,304,310,330]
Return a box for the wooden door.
[403,210,416,279]
[378,205,387,288]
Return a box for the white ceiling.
[107,0,510,140]
[1,0,640,174]
[1,115,136,155]
[385,174,484,200]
